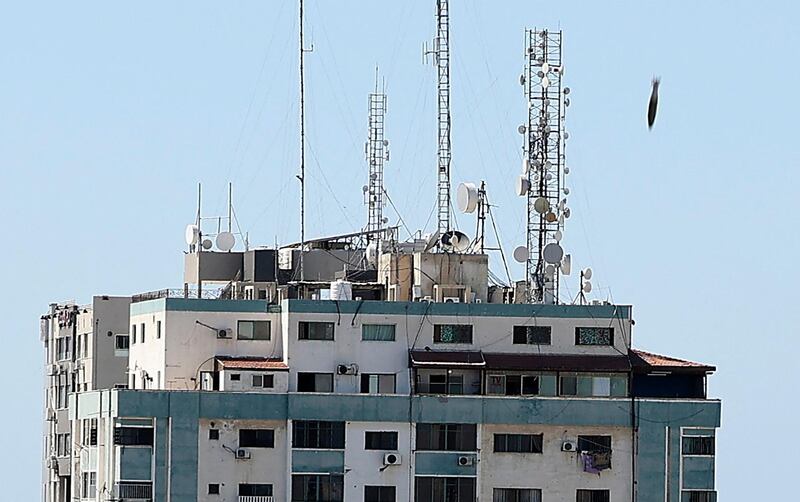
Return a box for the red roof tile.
[216,357,288,371]
[629,349,715,373]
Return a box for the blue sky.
[1,1,796,498]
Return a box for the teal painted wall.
[153,418,169,502]
[292,450,345,474]
[167,393,199,502]
[118,447,152,480]
[414,452,477,476]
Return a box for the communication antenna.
[365,68,389,241]
[517,28,571,303]
[297,0,314,280]
[457,181,487,254]
[424,0,452,248]
[575,267,592,305]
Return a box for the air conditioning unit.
[235,448,251,460]
[47,364,58,376]
[383,453,402,466]
[561,440,577,452]
[457,455,474,466]
[336,364,357,375]
[46,456,57,469]
[443,297,461,303]
[217,328,232,339]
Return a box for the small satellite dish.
[583,268,593,280]
[563,207,571,218]
[185,224,200,245]
[516,176,531,196]
[545,173,553,181]
[582,282,593,293]
[533,197,549,214]
[537,70,545,78]
[542,62,550,73]
[563,87,571,95]
[522,158,530,173]
[544,265,556,277]
[543,243,564,264]
[201,239,213,250]
[518,124,527,134]
[564,132,570,140]
[554,230,563,242]
[370,173,377,180]
[519,74,525,86]
[422,232,440,253]
[366,242,379,267]
[513,246,528,263]
[563,187,570,195]
[362,185,369,193]
[381,217,389,224]
[541,76,550,88]
[545,212,557,223]
[216,232,236,252]
[440,231,471,253]
[456,183,479,214]
[564,166,570,174]
[561,254,572,275]
[383,139,389,146]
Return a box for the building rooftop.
[629,349,716,373]
[215,356,288,371]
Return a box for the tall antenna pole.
[298,0,308,281]
[522,28,569,303]
[425,0,452,246]
[227,182,232,233]
[365,68,389,241]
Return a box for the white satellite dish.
[561,254,572,275]
[513,246,528,263]
[366,242,379,267]
[422,232,440,253]
[185,224,200,245]
[456,183,479,214]
[541,76,550,88]
[533,197,550,214]
[583,268,593,280]
[516,175,531,196]
[216,232,236,252]
[582,282,593,293]
[554,230,563,242]
[543,243,564,264]
[542,62,550,73]
[522,158,530,174]
[563,207,571,218]
[201,239,213,250]
[440,231,471,253]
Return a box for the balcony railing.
[239,496,274,502]
[116,482,153,500]
[131,288,224,303]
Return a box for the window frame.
[292,420,346,449]
[297,372,334,393]
[238,320,272,341]
[682,436,715,456]
[291,474,344,502]
[298,321,335,341]
[493,488,543,502]
[433,324,473,344]
[415,423,477,452]
[364,485,396,502]
[494,433,543,453]
[576,489,610,502]
[575,327,614,346]
[362,324,397,342]
[360,373,397,394]
[365,431,399,450]
[577,435,612,454]
[512,325,552,345]
[239,483,274,497]
[252,374,275,389]
[115,334,130,350]
[239,428,275,448]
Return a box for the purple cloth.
[582,452,601,474]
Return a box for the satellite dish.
[422,232,440,253]
[362,185,369,193]
[545,212,557,223]
[533,197,549,214]
[563,87,571,95]
[564,132,570,140]
[541,76,550,88]
[544,265,556,277]
[583,268,593,280]
[516,176,531,196]
[542,62,550,73]
[216,232,236,252]
[564,166,570,174]
[440,231,471,253]
[381,217,389,224]
[561,254,571,275]
[563,207,571,218]
[543,243,564,264]
[383,139,389,146]
[366,242,379,267]
[519,74,525,86]
[456,183,479,214]
[201,239,213,250]
[563,187,570,195]
[518,124,527,134]
[583,282,593,293]
[513,246,528,263]
[522,158,530,173]
[554,230,563,242]
[565,98,571,107]
[185,224,200,245]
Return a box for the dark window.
[365,486,396,502]
[494,434,543,453]
[114,427,154,446]
[560,375,578,396]
[238,320,271,340]
[416,424,477,451]
[293,421,345,449]
[575,327,614,346]
[208,484,220,495]
[576,490,610,502]
[230,373,241,381]
[209,429,219,440]
[291,474,344,502]
[415,477,476,502]
[434,325,473,344]
[503,375,540,396]
[493,488,542,502]
[115,335,130,350]
[297,372,334,392]
[253,374,275,388]
[361,374,396,394]
[299,321,335,341]
[365,431,398,450]
[239,429,274,448]
[240,484,274,496]
[513,326,552,345]
[577,435,612,453]
[686,491,717,502]
[682,436,715,456]
[426,374,463,395]
[140,323,145,343]
[131,324,136,344]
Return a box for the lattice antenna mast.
[522,29,571,303]
[297,0,313,280]
[424,0,452,245]
[365,69,389,241]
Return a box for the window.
[298,372,334,392]
[83,418,98,446]
[365,431,398,450]
[293,421,346,449]
[115,334,130,350]
[513,326,551,345]
[416,423,477,451]
[114,427,154,446]
[592,377,611,397]
[209,429,219,440]
[494,434,543,453]
[575,327,613,346]
[415,477,475,502]
[240,484,274,496]
[362,324,396,341]
[427,374,464,395]
[682,436,715,456]
[560,375,578,396]
[361,374,396,394]
[208,484,220,495]
[55,433,71,456]
[238,320,271,340]
[253,374,275,388]
[685,491,717,502]
[81,472,97,499]
[131,324,136,344]
[493,488,542,502]
[365,486,396,502]
[299,321,335,341]
[140,323,146,343]
[230,373,241,381]
[156,320,162,339]
[239,429,275,448]
[488,375,540,396]
[576,490,610,502]
[292,474,343,502]
[434,324,473,344]
[577,435,612,453]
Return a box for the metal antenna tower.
[424,0,452,245]
[365,69,389,241]
[522,28,569,303]
[297,0,313,281]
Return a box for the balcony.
[239,497,274,502]
[115,482,152,500]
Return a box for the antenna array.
[365,72,389,241]
[521,29,571,303]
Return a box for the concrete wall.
[220,369,289,393]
